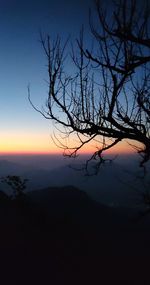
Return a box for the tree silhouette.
[29,0,150,169]
[1,176,28,198]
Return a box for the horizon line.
[0,150,136,156]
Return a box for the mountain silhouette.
[0,158,149,207]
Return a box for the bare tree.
[29,0,150,171]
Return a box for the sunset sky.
[0,0,135,155]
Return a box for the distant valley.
[0,155,149,207]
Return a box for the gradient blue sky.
[0,0,135,155]
[0,0,93,153]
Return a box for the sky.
[0,0,91,154]
[0,0,136,155]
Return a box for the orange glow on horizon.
[0,132,61,155]
[0,146,136,156]
[0,132,140,156]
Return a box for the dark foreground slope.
[0,186,150,285]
